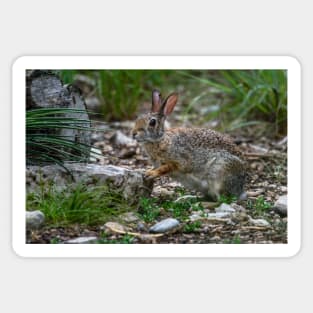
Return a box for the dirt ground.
[27,118,287,244]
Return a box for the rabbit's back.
[143,127,246,200]
[167,127,242,157]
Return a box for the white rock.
[189,213,202,221]
[207,212,231,219]
[249,217,271,227]
[103,222,129,233]
[153,186,175,198]
[149,218,180,233]
[65,236,98,244]
[215,203,236,213]
[230,203,246,212]
[273,195,287,216]
[89,147,102,163]
[189,211,231,221]
[26,210,45,230]
[26,164,153,202]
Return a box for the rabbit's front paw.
[145,169,159,180]
[145,163,176,180]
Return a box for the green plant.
[50,237,61,244]
[26,184,132,226]
[179,70,287,135]
[190,202,205,211]
[138,197,161,223]
[26,107,94,169]
[223,235,242,244]
[96,233,135,244]
[218,194,238,205]
[163,198,200,220]
[138,196,202,223]
[59,70,174,121]
[58,70,80,84]
[183,221,202,233]
[247,196,272,215]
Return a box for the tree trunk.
[26,70,92,165]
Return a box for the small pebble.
[215,203,236,213]
[149,218,180,233]
[249,217,271,227]
[26,210,45,230]
[65,236,98,244]
[273,195,287,216]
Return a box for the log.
[26,70,91,165]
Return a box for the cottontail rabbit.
[132,90,246,201]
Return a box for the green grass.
[183,221,202,233]
[26,107,94,169]
[138,197,161,223]
[59,70,173,121]
[218,194,238,205]
[247,196,272,215]
[50,237,61,244]
[179,70,287,135]
[26,184,132,226]
[59,69,287,135]
[223,235,242,244]
[138,196,203,223]
[96,233,135,244]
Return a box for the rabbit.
[132,90,246,201]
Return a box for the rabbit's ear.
[151,90,162,113]
[162,93,178,116]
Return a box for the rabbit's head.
[132,90,178,143]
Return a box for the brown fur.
[132,91,246,200]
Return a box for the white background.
[1,0,311,312]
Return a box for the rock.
[206,212,231,219]
[273,195,287,216]
[152,186,175,198]
[230,203,246,212]
[65,236,98,244]
[110,131,136,147]
[231,212,249,223]
[137,222,147,232]
[89,147,103,163]
[26,210,45,230]
[215,203,236,213]
[249,217,271,227]
[189,213,203,221]
[26,164,153,202]
[119,212,140,223]
[149,218,180,233]
[189,211,231,222]
[102,222,130,234]
[280,186,288,193]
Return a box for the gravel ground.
[27,120,288,244]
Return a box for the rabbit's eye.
[149,118,156,127]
